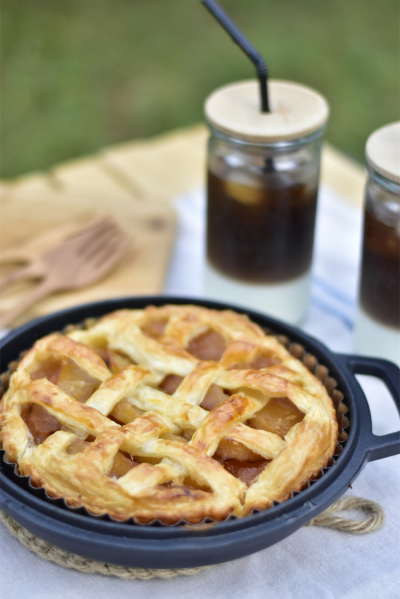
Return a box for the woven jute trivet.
[0,497,384,580]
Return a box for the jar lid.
[365,122,400,184]
[204,79,329,143]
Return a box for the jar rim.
[366,162,400,195]
[365,122,400,184]
[206,122,325,150]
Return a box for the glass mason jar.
[355,124,400,366]
[203,80,329,324]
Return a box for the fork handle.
[0,263,45,293]
[0,279,55,329]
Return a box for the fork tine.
[76,220,118,255]
[64,217,113,245]
[91,232,130,266]
[92,237,131,274]
[76,236,131,286]
[79,223,122,260]
[54,219,116,257]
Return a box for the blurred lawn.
[1,0,398,178]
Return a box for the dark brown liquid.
[207,171,318,283]
[359,203,400,328]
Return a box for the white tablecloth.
[1,186,399,599]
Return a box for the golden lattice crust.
[0,305,338,524]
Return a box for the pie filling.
[187,330,226,361]
[21,404,63,446]
[31,358,100,403]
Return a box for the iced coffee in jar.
[204,80,329,324]
[355,122,400,365]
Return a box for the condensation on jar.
[355,122,400,366]
[203,80,329,324]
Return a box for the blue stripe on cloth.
[310,296,354,331]
[313,276,356,306]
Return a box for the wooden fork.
[0,218,131,328]
[0,218,115,291]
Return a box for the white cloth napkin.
[1,185,399,599]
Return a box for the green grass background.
[1,0,399,178]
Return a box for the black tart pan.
[1,296,399,569]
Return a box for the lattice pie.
[0,305,338,524]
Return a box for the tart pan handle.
[338,354,400,461]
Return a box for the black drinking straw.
[202,0,270,113]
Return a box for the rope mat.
[0,497,384,580]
